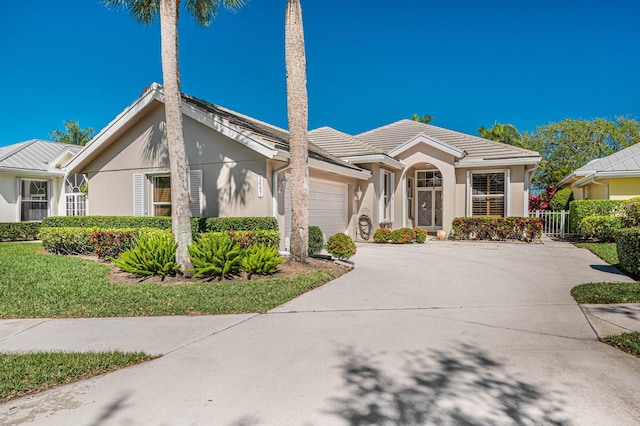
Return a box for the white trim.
[456,157,541,168]
[133,174,146,216]
[467,169,510,217]
[341,154,405,170]
[308,158,372,180]
[0,167,65,177]
[401,174,407,228]
[388,133,465,158]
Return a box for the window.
[65,174,88,217]
[152,176,171,216]
[417,171,442,188]
[381,170,393,222]
[471,172,506,216]
[407,177,414,220]
[20,179,49,221]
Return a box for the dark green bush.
[38,227,96,255]
[188,233,243,279]
[451,217,542,242]
[113,230,179,277]
[205,217,278,232]
[615,228,640,277]
[373,228,392,243]
[549,188,574,211]
[390,228,416,244]
[41,216,205,234]
[325,233,357,260]
[623,197,640,228]
[578,215,623,242]
[241,244,283,277]
[0,222,41,241]
[308,226,324,255]
[569,200,626,233]
[413,227,428,243]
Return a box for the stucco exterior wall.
[609,178,640,200]
[0,174,17,222]
[81,104,273,218]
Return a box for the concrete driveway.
[1,239,639,425]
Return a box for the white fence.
[529,210,571,238]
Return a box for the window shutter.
[189,169,202,217]
[133,174,145,216]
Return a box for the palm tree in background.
[50,120,95,146]
[285,0,310,262]
[104,0,244,271]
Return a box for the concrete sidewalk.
[581,303,640,338]
[1,239,639,425]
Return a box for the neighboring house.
[5,83,541,245]
[557,143,640,201]
[310,120,541,237]
[0,140,84,222]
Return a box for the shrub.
[308,226,324,255]
[90,229,139,259]
[41,216,205,234]
[225,230,280,249]
[0,222,41,241]
[325,233,357,260]
[38,227,96,255]
[413,227,428,243]
[622,197,640,228]
[241,244,283,277]
[569,200,626,233]
[373,228,392,243]
[187,233,243,279]
[205,217,278,232]
[549,188,574,211]
[578,215,623,242]
[113,230,179,277]
[390,228,416,244]
[450,217,542,242]
[616,228,640,277]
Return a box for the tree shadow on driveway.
[327,344,570,425]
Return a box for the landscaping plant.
[188,233,243,279]
[90,229,139,259]
[615,228,640,277]
[390,228,416,244]
[413,227,428,243]
[0,222,40,242]
[241,244,283,277]
[113,230,180,277]
[569,199,625,233]
[38,227,96,255]
[325,233,356,260]
[578,216,623,242]
[450,217,542,241]
[373,228,392,243]
[622,197,640,228]
[308,226,324,255]
[549,187,573,211]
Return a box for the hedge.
[623,197,640,228]
[41,215,205,235]
[0,222,41,241]
[578,215,623,242]
[205,217,278,232]
[549,188,574,211]
[615,228,640,277]
[308,226,323,255]
[38,227,156,256]
[451,217,542,242]
[202,231,280,249]
[569,200,626,233]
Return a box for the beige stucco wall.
[609,178,640,200]
[81,104,273,218]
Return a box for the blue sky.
[1,0,639,147]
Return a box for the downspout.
[590,177,609,199]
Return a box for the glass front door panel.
[435,190,443,227]
[418,191,432,227]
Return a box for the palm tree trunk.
[160,0,193,271]
[285,0,309,263]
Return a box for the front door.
[417,189,442,231]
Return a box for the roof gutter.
[455,156,541,168]
[0,167,65,177]
[573,172,609,198]
[309,158,372,180]
[341,154,405,170]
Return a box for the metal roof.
[356,119,540,160]
[0,140,81,172]
[574,143,640,174]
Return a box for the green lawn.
[601,333,640,358]
[571,282,640,304]
[0,351,154,402]
[574,242,619,266]
[0,242,335,318]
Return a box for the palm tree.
[285,0,309,262]
[104,0,244,271]
[50,120,95,146]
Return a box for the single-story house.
[5,83,541,247]
[557,143,640,201]
[0,140,84,222]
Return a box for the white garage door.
[284,178,348,243]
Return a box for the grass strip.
[0,351,154,402]
[601,332,640,358]
[0,242,334,318]
[571,282,640,304]
[574,242,619,266]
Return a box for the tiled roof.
[575,143,640,174]
[182,93,366,173]
[0,140,81,172]
[356,119,540,160]
[309,127,382,157]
